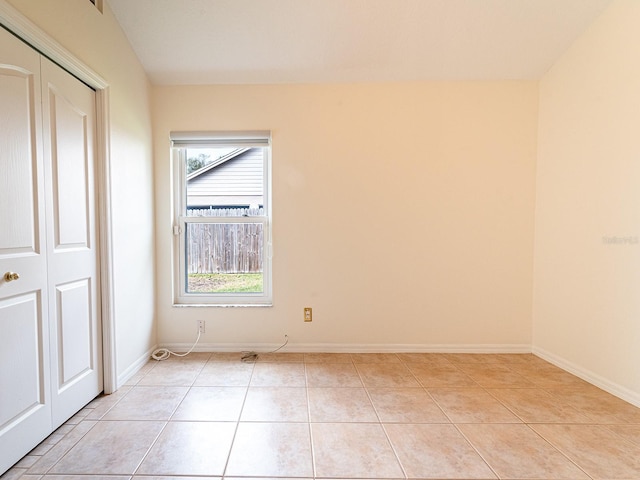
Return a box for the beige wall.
[5,0,157,383]
[153,82,538,350]
[8,0,639,403]
[534,0,640,403]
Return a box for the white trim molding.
[157,342,533,354]
[117,345,159,387]
[0,0,117,394]
[533,346,640,408]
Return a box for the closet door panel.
[0,27,52,476]
[0,293,44,421]
[41,56,102,429]
[0,67,39,254]
[55,279,93,387]
[48,86,90,248]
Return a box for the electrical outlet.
[304,307,312,322]
[198,319,205,334]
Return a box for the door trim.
[0,1,117,393]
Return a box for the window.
[171,131,272,305]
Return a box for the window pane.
[186,146,265,213]
[185,222,264,294]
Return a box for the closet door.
[0,29,103,474]
[0,27,52,474]
[41,56,102,429]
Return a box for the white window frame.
[171,131,272,306]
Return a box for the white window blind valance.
[170,131,271,148]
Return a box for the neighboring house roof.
[186,147,264,207]
[186,148,250,181]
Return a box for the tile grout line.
[452,421,508,480]
[220,357,256,478]
[129,357,206,476]
[303,361,317,480]
[380,354,424,478]
[376,354,414,479]
[354,354,408,479]
[23,406,103,477]
[129,420,170,477]
[525,423,597,480]
[5,353,640,480]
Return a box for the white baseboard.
[156,341,532,354]
[116,344,159,389]
[532,346,640,408]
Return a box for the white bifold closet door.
[0,26,102,474]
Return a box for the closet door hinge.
[172,225,182,235]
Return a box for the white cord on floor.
[151,330,202,361]
[241,334,289,362]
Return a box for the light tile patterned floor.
[4,352,640,480]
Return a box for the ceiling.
[107,0,612,85]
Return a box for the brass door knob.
[4,272,20,282]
